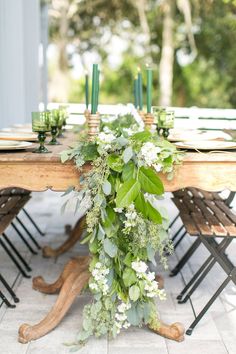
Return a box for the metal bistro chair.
[172,195,236,335]
[169,189,235,276]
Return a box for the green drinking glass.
[32,111,51,153]
[157,110,175,138]
[48,110,61,145]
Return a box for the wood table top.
[1,130,236,192]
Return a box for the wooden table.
[1,131,236,344]
[1,132,236,192]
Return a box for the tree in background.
[47,0,236,108]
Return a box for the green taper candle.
[95,69,100,113]
[138,68,143,111]
[146,65,153,113]
[91,64,98,114]
[85,71,89,109]
[134,78,138,108]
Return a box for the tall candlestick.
[137,68,143,111]
[146,65,153,113]
[95,69,100,113]
[134,78,138,108]
[85,71,89,110]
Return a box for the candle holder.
[84,109,90,123]
[144,113,154,129]
[138,110,146,122]
[88,113,100,140]
[32,112,51,153]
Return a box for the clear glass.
[32,111,50,153]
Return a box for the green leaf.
[61,186,74,197]
[138,166,164,195]
[116,179,140,208]
[102,180,111,195]
[107,154,124,172]
[122,267,137,287]
[126,305,141,326]
[134,193,147,217]
[61,151,70,163]
[122,161,136,181]
[129,285,140,302]
[81,143,98,161]
[123,146,133,163]
[147,244,156,265]
[146,201,162,224]
[104,238,118,258]
[143,302,151,324]
[123,252,133,267]
[131,130,152,142]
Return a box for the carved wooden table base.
[42,216,86,258]
[18,255,184,344]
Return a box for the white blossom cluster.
[139,142,162,172]
[89,262,109,295]
[124,204,137,231]
[114,302,131,333]
[131,260,166,300]
[97,132,116,150]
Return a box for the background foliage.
[47,0,236,108]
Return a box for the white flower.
[117,302,131,313]
[153,163,162,172]
[131,261,148,274]
[98,132,116,143]
[140,142,161,166]
[123,321,131,329]
[115,313,127,322]
[89,283,98,291]
[146,272,155,281]
[114,207,123,213]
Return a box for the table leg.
[18,256,90,343]
[148,321,185,342]
[42,216,86,258]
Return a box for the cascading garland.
[61,110,183,345]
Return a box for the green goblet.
[59,105,69,130]
[158,110,175,138]
[32,111,51,153]
[57,109,66,138]
[48,110,61,145]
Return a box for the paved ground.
[0,191,236,354]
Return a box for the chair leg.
[0,290,16,308]
[186,275,232,335]
[0,239,30,278]
[171,224,185,243]
[170,238,201,277]
[22,208,45,236]
[2,233,32,272]
[173,231,187,250]
[15,216,41,250]
[11,222,37,255]
[169,213,180,229]
[0,273,19,303]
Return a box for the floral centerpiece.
[61,109,183,347]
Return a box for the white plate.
[175,140,236,150]
[0,132,37,142]
[169,129,232,142]
[0,140,33,150]
[1,127,33,134]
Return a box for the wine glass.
[48,110,61,145]
[32,111,51,153]
[158,110,175,138]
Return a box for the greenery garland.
[61,111,183,347]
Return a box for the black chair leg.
[170,238,201,277]
[173,230,187,250]
[0,290,16,308]
[169,213,180,229]
[15,216,41,250]
[0,239,30,278]
[171,224,185,243]
[22,208,45,236]
[0,274,19,303]
[2,233,32,272]
[11,222,37,255]
[186,275,232,335]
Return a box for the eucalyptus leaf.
[102,180,112,195]
[126,305,141,326]
[104,238,118,258]
[147,244,156,266]
[138,166,164,195]
[123,146,133,163]
[116,179,140,208]
[129,285,140,302]
[122,267,137,287]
